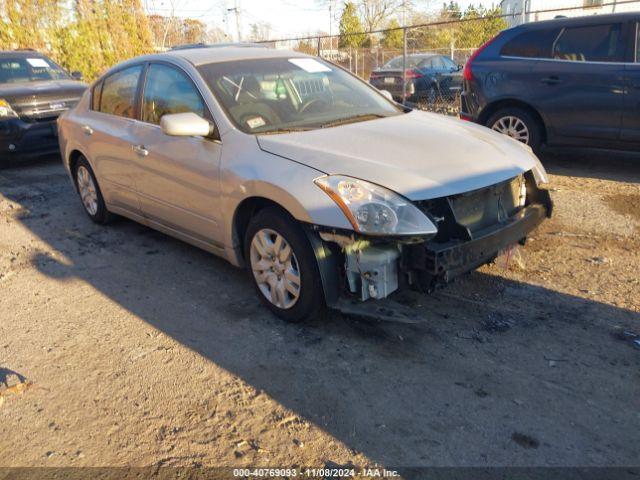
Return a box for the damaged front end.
[308,171,552,320]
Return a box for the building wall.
[501,0,640,28]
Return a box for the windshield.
[197,57,401,134]
[0,56,70,84]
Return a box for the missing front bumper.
[402,202,549,291]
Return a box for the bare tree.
[358,0,404,32]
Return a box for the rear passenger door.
[532,22,627,146]
[622,21,640,143]
[85,65,144,214]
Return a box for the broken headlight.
[314,175,437,236]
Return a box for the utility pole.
[227,0,242,42]
[328,2,332,56]
[521,0,526,25]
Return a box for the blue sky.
[146,0,498,40]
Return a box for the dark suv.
[461,12,640,154]
[0,51,86,161]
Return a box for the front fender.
[220,149,354,266]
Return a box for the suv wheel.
[244,207,324,322]
[486,107,542,154]
[74,156,112,224]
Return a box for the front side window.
[99,65,142,119]
[500,27,562,58]
[141,64,206,125]
[0,56,70,84]
[441,56,458,70]
[552,23,623,62]
[198,57,401,134]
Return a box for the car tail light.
[405,69,423,79]
[463,35,499,82]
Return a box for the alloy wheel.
[491,115,530,144]
[76,165,98,216]
[249,228,301,309]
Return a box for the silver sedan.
[58,46,552,322]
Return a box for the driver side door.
[132,62,224,248]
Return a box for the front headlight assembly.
[314,174,437,236]
[0,99,18,118]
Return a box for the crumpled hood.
[257,110,542,200]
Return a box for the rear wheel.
[486,107,542,154]
[74,156,112,224]
[244,207,325,322]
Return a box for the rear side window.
[636,22,640,62]
[553,23,624,62]
[500,28,561,58]
[99,65,142,118]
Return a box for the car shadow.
[540,151,640,183]
[1,163,639,467]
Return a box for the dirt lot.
[0,154,639,469]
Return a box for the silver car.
[58,46,552,322]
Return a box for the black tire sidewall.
[486,107,542,154]
[244,207,325,322]
[74,156,111,224]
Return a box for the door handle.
[81,125,93,136]
[132,144,149,157]
[541,76,561,85]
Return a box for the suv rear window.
[500,28,561,58]
[553,23,624,62]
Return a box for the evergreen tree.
[338,2,366,49]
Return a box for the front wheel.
[486,107,542,154]
[244,207,325,322]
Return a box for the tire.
[73,155,112,224]
[244,207,325,322]
[486,107,543,154]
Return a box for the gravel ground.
[0,154,639,468]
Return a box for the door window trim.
[137,60,219,141]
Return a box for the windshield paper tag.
[288,58,331,73]
[27,58,50,68]
[246,116,266,129]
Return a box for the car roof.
[511,11,639,30]
[162,45,308,66]
[0,50,47,59]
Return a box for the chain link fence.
[259,0,640,117]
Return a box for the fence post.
[402,27,407,105]
[355,48,358,77]
[317,36,321,57]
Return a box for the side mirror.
[71,71,83,81]
[160,112,214,138]
[380,89,393,101]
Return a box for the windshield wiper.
[320,113,387,129]
[258,127,315,135]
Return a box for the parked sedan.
[0,50,86,160]
[369,53,463,104]
[58,46,552,322]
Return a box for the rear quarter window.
[500,27,562,58]
[91,81,103,111]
